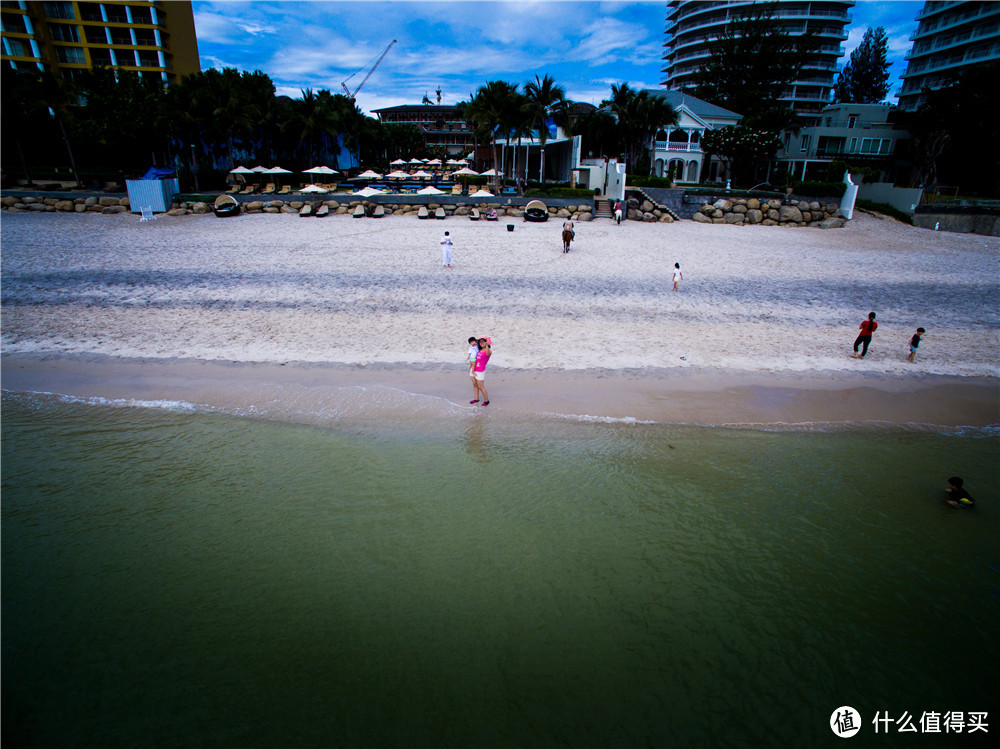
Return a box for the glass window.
[133,28,155,45]
[2,13,28,33]
[108,27,132,45]
[129,5,152,24]
[43,1,74,19]
[848,115,858,128]
[89,47,113,66]
[49,23,79,42]
[56,45,85,63]
[849,137,857,153]
[6,37,32,56]
[799,135,809,153]
[85,25,108,43]
[78,2,102,21]
[137,49,158,67]
[879,139,891,155]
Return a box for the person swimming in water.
[945,476,975,508]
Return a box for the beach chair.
[239,184,256,195]
[469,208,480,221]
[353,205,366,218]
[451,184,463,195]
[278,185,292,195]
[225,184,241,194]
[299,202,314,217]
[435,207,446,220]
[139,205,156,222]
[260,183,276,195]
[372,205,385,218]
[315,203,330,217]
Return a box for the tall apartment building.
[1,0,200,85]
[896,1,1000,112]
[662,0,854,122]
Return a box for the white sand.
[2,209,998,379]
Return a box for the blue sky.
[193,1,923,116]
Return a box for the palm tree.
[603,83,679,174]
[285,88,341,167]
[460,80,519,182]
[524,74,569,183]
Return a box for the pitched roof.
[642,89,742,120]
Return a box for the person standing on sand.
[906,327,925,363]
[470,337,492,406]
[562,219,575,253]
[614,199,623,225]
[440,231,454,269]
[672,263,683,292]
[852,312,878,358]
[467,336,480,397]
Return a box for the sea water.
[2,390,997,748]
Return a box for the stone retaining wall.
[691,197,845,228]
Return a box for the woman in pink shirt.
[470,337,492,406]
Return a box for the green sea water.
[2,391,997,748]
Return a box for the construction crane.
[341,39,396,102]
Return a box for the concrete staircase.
[593,198,613,219]
[629,187,682,221]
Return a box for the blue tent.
[140,166,176,180]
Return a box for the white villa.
[644,89,742,183]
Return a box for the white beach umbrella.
[357,169,383,179]
[411,170,433,178]
[387,170,410,179]
[390,158,408,166]
[452,167,479,176]
[445,159,461,166]
[479,168,502,177]
[416,186,444,195]
[230,165,254,174]
[408,158,424,165]
[251,165,269,172]
[354,186,384,196]
[425,158,442,166]
[469,189,494,197]
[300,184,329,193]
[303,165,339,175]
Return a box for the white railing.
[653,142,702,153]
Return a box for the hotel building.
[371,104,475,157]
[1,0,200,84]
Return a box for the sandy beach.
[2,209,998,427]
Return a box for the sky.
[192,0,924,116]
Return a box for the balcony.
[653,141,703,153]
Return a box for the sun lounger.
[372,205,385,218]
[299,202,314,217]
[353,205,366,218]
[225,185,241,194]
[451,184,463,195]
[239,185,256,194]
[261,183,276,195]
[417,206,429,219]
[469,208,480,221]
[278,185,291,195]
[213,195,240,218]
[315,203,330,217]
[435,207,446,220]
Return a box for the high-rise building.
[896,1,1000,112]
[662,1,854,122]
[1,0,200,85]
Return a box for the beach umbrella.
[469,189,494,197]
[479,168,502,176]
[303,165,339,175]
[300,184,329,193]
[452,167,479,176]
[390,158,408,166]
[357,169,382,179]
[425,158,442,166]
[411,170,433,178]
[408,157,424,165]
[386,170,410,179]
[417,186,444,195]
[354,186,383,196]
[445,159,461,166]
[230,165,254,174]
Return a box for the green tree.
[690,1,817,132]
[701,125,783,185]
[458,80,520,177]
[524,74,569,183]
[570,108,619,159]
[602,84,678,174]
[835,27,890,103]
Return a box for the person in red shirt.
[852,312,878,358]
